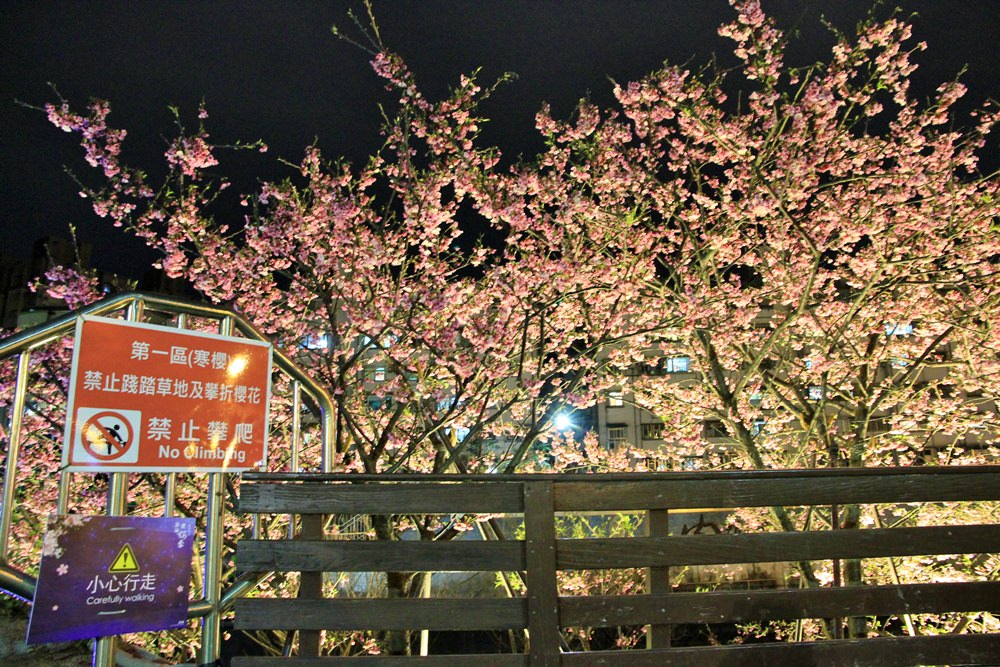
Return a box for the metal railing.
[0,291,336,667]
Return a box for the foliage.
[600,3,1000,471]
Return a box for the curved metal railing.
[0,291,336,666]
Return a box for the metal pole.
[199,473,225,666]
[197,314,231,666]
[164,313,187,520]
[321,386,337,472]
[95,301,145,667]
[285,381,302,540]
[57,471,71,515]
[0,351,31,560]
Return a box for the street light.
[554,412,573,431]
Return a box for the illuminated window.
[641,355,691,376]
[607,391,624,407]
[885,323,914,336]
[641,423,664,440]
[608,425,627,448]
[373,367,386,382]
[808,385,824,400]
[664,356,690,373]
[302,333,329,350]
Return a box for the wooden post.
[524,481,561,666]
[298,514,324,657]
[831,503,843,640]
[646,509,671,649]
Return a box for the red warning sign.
[63,315,272,472]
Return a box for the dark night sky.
[2,1,999,279]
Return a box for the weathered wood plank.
[237,539,525,573]
[234,598,527,631]
[644,509,670,649]
[233,656,528,666]
[554,472,1000,511]
[242,467,1000,484]
[297,514,325,657]
[524,481,561,667]
[238,482,524,514]
[559,633,1000,667]
[557,524,1000,568]
[559,581,1000,626]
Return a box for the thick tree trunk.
[840,502,868,638]
[371,515,416,655]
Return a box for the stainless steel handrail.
[0,291,336,666]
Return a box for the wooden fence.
[232,467,1000,666]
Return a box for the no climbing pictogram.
[81,411,133,460]
[72,407,142,465]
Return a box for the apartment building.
[591,337,997,470]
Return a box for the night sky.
[2,1,999,279]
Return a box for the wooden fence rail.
[232,467,1000,666]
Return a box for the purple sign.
[27,514,195,644]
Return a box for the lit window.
[302,333,329,350]
[373,367,386,382]
[641,355,691,376]
[885,323,914,336]
[752,419,766,436]
[607,391,624,407]
[641,423,664,440]
[808,385,823,400]
[665,356,690,373]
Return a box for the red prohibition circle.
[80,411,133,461]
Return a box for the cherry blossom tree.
[572,0,1000,635]
[605,1,1000,473]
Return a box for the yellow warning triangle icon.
[109,543,140,573]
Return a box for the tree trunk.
[840,502,868,638]
[371,515,416,654]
